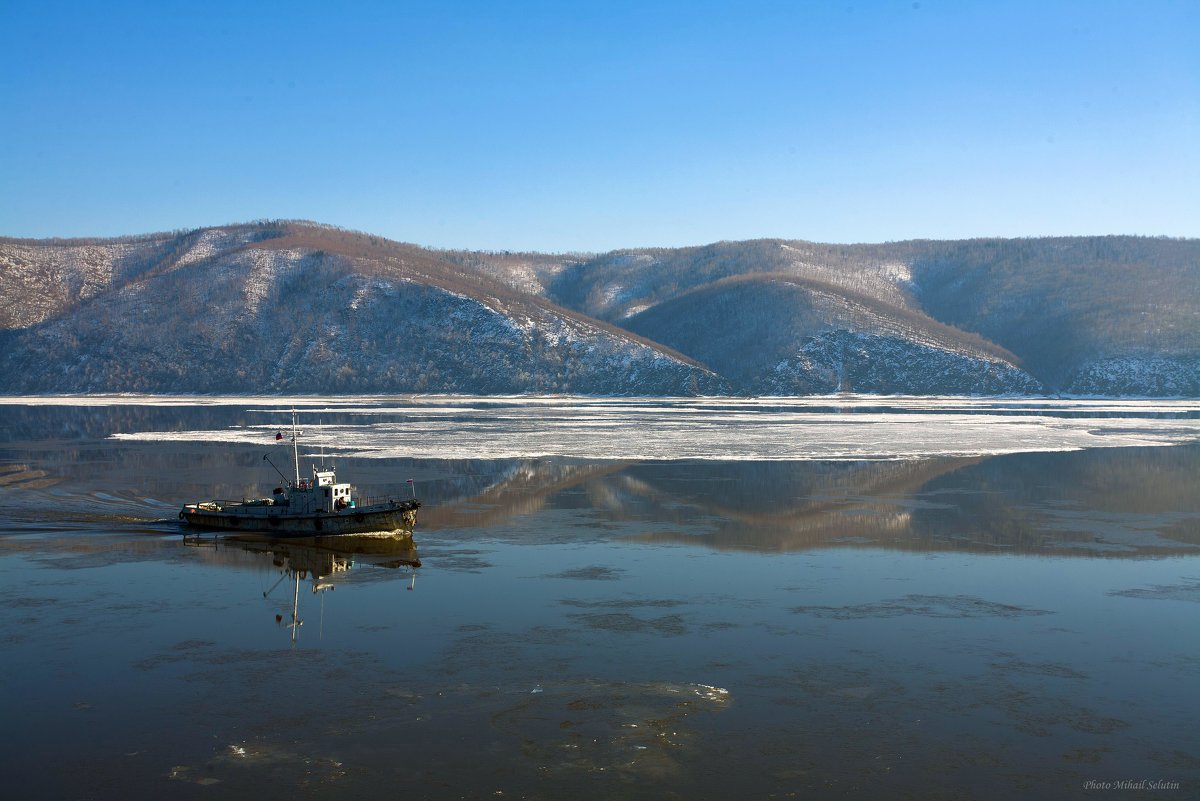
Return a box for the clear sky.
[1,0,1197,251]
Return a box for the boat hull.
[180,500,420,536]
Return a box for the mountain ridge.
[2,221,1197,396]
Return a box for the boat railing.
[188,496,418,513]
[357,494,421,509]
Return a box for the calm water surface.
[0,397,1198,800]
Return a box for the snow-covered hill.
[616,274,1038,394]
[513,235,1199,396]
[0,223,722,394]
[1,223,1196,396]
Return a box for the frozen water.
[42,395,1200,461]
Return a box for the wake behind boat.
[179,412,420,536]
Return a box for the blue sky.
[1,0,1197,251]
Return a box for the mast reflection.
[184,532,420,643]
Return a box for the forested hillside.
[906,237,1200,393]
[0,223,721,394]
[1,223,1196,395]
[462,235,1198,395]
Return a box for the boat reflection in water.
[183,532,420,643]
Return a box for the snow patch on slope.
[0,241,159,329]
[174,228,261,268]
[766,330,1042,395]
[1068,356,1200,396]
[241,249,306,316]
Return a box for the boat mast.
[291,408,301,486]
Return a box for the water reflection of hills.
[0,403,264,443]
[431,446,1200,557]
[421,461,630,529]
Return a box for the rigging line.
[263,453,289,485]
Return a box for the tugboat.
[179,411,420,536]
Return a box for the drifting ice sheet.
[91,396,1200,462]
